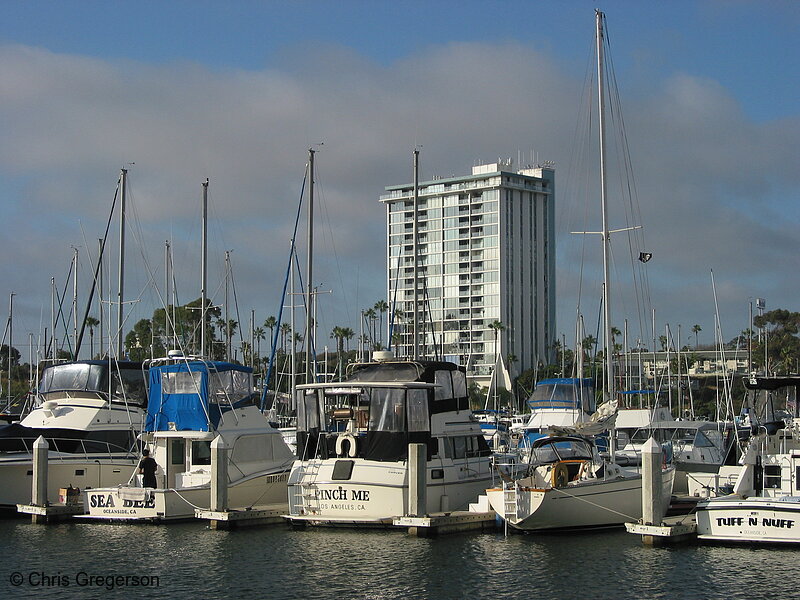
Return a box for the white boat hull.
[82,470,289,521]
[696,496,800,544]
[0,453,137,509]
[487,469,674,531]
[288,457,493,525]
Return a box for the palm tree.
[280,323,292,354]
[692,324,702,350]
[364,308,377,349]
[330,326,346,380]
[254,326,265,370]
[342,327,355,353]
[488,320,505,360]
[85,316,100,358]
[374,300,388,347]
[264,316,277,349]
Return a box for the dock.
[625,515,697,545]
[195,503,288,530]
[17,503,85,524]
[394,510,499,536]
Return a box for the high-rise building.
[379,158,556,384]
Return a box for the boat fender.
[335,433,358,458]
[552,462,570,488]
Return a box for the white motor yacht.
[0,359,147,510]
[696,376,800,544]
[82,358,294,521]
[286,355,493,526]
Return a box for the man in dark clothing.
[139,448,158,488]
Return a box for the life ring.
[335,433,358,458]
[551,462,569,488]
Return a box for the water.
[0,518,794,599]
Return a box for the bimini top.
[146,361,254,432]
[744,375,800,391]
[528,378,595,412]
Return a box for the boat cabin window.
[369,388,405,432]
[296,390,322,433]
[111,368,148,405]
[191,440,211,466]
[163,371,203,395]
[295,386,431,435]
[209,370,253,404]
[452,371,467,397]
[171,439,185,465]
[530,439,593,465]
[407,389,429,432]
[231,434,275,464]
[764,465,782,489]
[443,435,491,459]
[692,430,716,448]
[434,371,453,400]
[39,363,104,394]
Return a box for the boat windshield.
[39,363,104,394]
[209,369,253,404]
[295,386,430,434]
[529,438,594,465]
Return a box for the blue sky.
[0,0,798,362]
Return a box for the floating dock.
[195,503,288,530]
[625,515,697,545]
[17,503,85,524]
[394,510,499,537]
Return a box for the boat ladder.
[293,460,322,516]
[502,481,520,524]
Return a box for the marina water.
[1,518,793,599]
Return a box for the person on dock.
[138,448,158,488]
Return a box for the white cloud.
[0,38,797,358]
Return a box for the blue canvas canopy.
[145,361,254,432]
[527,378,596,412]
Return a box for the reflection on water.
[1,519,796,599]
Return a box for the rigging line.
[75,183,120,358]
[228,256,247,354]
[261,165,308,410]
[387,249,403,352]
[55,262,75,356]
[604,36,652,338]
[314,159,353,328]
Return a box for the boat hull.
[81,470,290,521]
[696,496,800,543]
[0,453,137,510]
[487,469,674,531]
[287,457,493,526]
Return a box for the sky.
[0,0,798,363]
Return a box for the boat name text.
[315,487,370,502]
[88,493,155,509]
[716,516,795,529]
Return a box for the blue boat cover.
[527,378,595,411]
[145,361,252,432]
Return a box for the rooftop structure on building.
[379,157,556,385]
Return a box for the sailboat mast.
[7,293,13,406]
[201,178,209,358]
[72,246,78,358]
[412,148,420,361]
[116,168,127,359]
[305,148,315,382]
[596,10,614,403]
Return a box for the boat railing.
[1,436,137,462]
[491,451,524,485]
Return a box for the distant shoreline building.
[379,158,556,385]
